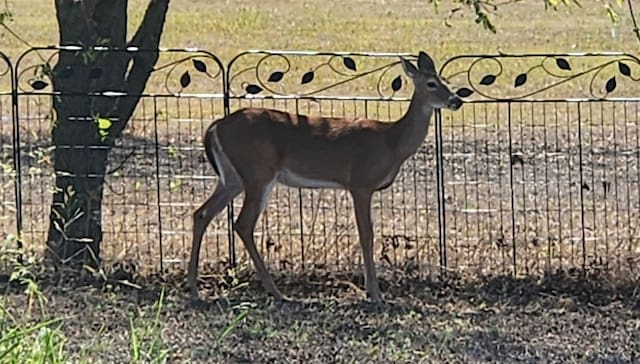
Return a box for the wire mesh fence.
[439,100,640,278]
[438,53,640,278]
[1,47,639,280]
[12,47,227,272]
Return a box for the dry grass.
[1,0,639,93]
[3,0,638,60]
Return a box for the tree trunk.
[46,0,170,266]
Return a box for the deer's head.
[401,51,463,111]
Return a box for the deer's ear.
[418,51,435,72]
[400,58,419,79]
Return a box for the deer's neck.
[389,91,434,159]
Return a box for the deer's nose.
[448,96,463,110]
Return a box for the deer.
[187,51,463,303]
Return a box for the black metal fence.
[1,47,639,279]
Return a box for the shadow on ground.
[2,266,639,363]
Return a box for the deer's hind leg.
[234,175,285,300]
[188,181,242,298]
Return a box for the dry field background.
[1,0,640,362]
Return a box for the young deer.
[188,51,463,303]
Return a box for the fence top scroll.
[226,50,426,101]
[4,46,640,280]
[439,52,640,103]
[14,46,226,97]
[0,51,13,95]
[8,48,640,102]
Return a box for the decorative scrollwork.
[228,51,416,98]
[154,55,223,95]
[441,53,640,101]
[15,50,56,93]
[15,46,224,95]
[0,53,11,86]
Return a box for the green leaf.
[129,316,140,362]
[169,180,182,192]
[0,10,14,25]
[95,117,112,142]
[0,341,20,361]
[0,319,61,346]
[217,309,249,347]
[96,117,112,130]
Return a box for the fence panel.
[5,47,640,280]
[14,47,226,272]
[226,51,444,277]
[439,52,640,278]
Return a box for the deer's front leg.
[351,189,383,303]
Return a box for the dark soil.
[2,268,639,363]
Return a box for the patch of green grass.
[0,236,176,363]
[128,287,170,363]
[0,238,68,363]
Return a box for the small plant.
[50,185,92,250]
[167,145,181,160]
[216,301,254,348]
[169,179,182,192]
[128,287,170,363]
[0,236,69,363]
[0,161,16,178]
[215,265,255,349]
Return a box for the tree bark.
[46,0,170,266]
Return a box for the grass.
[0,236,265,363]
[1,0,639,94]
[2,1,640,272]
[3,1,640,104]
[3,0,638,58]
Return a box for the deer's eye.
[426,81,438,89]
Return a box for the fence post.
[5,52,23,256]
[222,66,237,268]
[434,109,447,274]
[506,102,518,276]
[577,102,587,271]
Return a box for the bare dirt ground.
[2,268,639,363]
